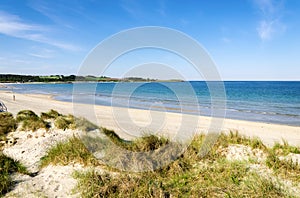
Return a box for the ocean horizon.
[2,81,300,127]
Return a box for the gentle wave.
[5,81,300,126]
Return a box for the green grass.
[271,141,300,156]
[39,136,99,167]
[10,111,294,197]
[54,115,76,130]
[218,131,267,151]
[265,140,300,183]
[40,109,62,120]
[16,110,49,131]
[73,157,288,198]
[39,129,297,197]
[0,153,28,196]
[0,112,16,136]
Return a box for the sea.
[2,81,300,126]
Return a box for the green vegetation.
[0,112,16,136]
[0,153,28,196]
[218,131,267,151]
[54,115,76,130]
[72,131,290,197]
[1,109,99,134]
[0,74,76,83]
[40,109,62,120]
[0,74,182,83]
[266,142,300,182]
[40,136,99,167]
[38,129,299,197]
[271,140,300,156]
[1,109,299,197]
[16,110,49,131]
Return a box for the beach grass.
[54,115,76,130]
[72,131,290,197]
[37,128,298,197]
[266,142,300,183]
[40,109,62,120]
[0,112,17,136]
[39,136,99,167]
[2,109,298,197]
[16,110,49,131]
[0,153,28,196]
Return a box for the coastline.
[0,90,299,146]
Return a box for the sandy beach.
[0,90,299,146]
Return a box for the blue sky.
[0,0,299,80]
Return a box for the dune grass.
[40,109,62,120]
[3,109,298,197]
[271,140,300,156]
[0,153,28,196]
[39,136,99,167]
[16,110,49,131]
[266,142,300,183]
[72,131,290,197]
[0,112,16,136]
[38,129,299,197]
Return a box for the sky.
[0,0,300,80]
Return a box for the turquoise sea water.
[3,81,300,126]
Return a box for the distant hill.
[0,74,183,83]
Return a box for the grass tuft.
[271,141,300,156]
[266,150,300,182]
[74,159,288,198]
[39,136,99,167]
[0,153,28,196]
[0,112,16,136]
[40,109,61,120]
[16,110,49,131]
[36,121,298,197]
[54,115,76,130]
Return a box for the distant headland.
[0,74,184,83]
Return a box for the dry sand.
[0,90,299,146]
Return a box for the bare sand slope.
[1,91,299,146]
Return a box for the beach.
[1,90,299,146]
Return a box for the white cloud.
[0,11,80,51]
[254,0,286,41]
[221,37,231,44]
[28,47,55,59]
[257,20,274,40]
